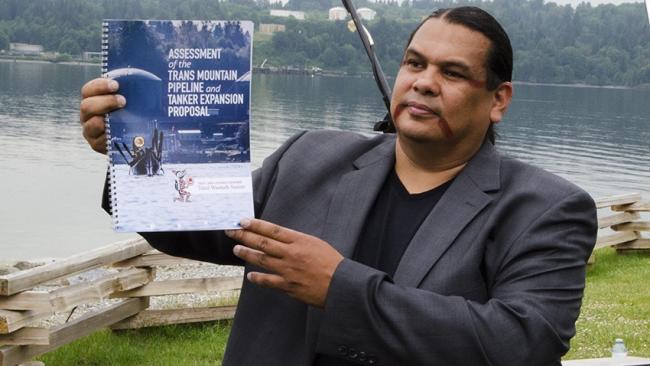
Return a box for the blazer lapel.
[307,140,500,356]
[306,136,394,358]
[393,141,501,287]
[320,137,396,257]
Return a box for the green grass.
[36,249,650,364]
[38,321,231,366]
[565,248,650,359]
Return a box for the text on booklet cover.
[103,20,254,232]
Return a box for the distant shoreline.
[2,57,648,90]
[513,80,634,90]
[0,57,98,66]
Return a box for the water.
[1,61,648,259]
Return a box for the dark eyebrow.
[404,47,473,74]
[403,48,425,60]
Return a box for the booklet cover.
[102,20,254,232]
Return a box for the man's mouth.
[392,101,439,121]
[392,101,454,139]
[404,101,438,117]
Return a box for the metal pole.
[341,0,395,132]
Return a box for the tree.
[0,0,649,85]
[0,29,9,51]
[58,38,80,56]
[320,47,340,68]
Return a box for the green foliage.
[58,38,81,56]
[53,53,72,62]
[0,0,649,86]
[0,28,9,50]
[254,16,419,76]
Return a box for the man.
[80,7,597,365]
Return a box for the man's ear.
[489,82,513,124]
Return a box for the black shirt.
[315,170,452,365]
[352,170,452,277]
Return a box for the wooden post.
[110,276,242,298]
[595,193,641,209]
[0,311,50,335]
[615,239,650,254]
[598,212,640,229]
[594,231,639,249]
[593,193,649,257]
[0,298,148,366]
[612,221,650,232]
[112,251,199,267]
[0,268,153,312]
[0,328,50,346]
[612,200,650,212]
[110,305,236,330]
[0,238,151,296]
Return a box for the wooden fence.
[0,193,648,365]
[0,238,241,366]
[592,193,650,263]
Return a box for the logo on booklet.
[173,169,193,202]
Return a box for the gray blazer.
[138,130,598,366]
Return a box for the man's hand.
[226,218,344,308]
[79,78,126,154]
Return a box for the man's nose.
[412,68,441,96]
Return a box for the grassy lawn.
[38,322,231,365]
[37,248,650,364]
[565,248,650,360]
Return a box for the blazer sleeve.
[100,131,307,265]
[315,190,597,366]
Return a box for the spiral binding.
[102,21,119,230]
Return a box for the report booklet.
[102,20,254,232]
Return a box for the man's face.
[390,18,509,149]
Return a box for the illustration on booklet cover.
[103,20,254,232]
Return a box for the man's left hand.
[225,218,344,308]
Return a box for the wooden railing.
[0,193,648,365]
[0,238,241,366]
